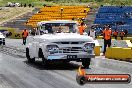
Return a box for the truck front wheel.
[39,48,48,66]
[26,48,35,63]
[82,58,91,69]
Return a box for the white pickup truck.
[26,20,95,68]
[0,32,5,45]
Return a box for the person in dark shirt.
[45,25,53,33]
[120,30,125,40]
[24,3,26,7]
[124,29,128,37]
[113,29,118,40]
[31,28,36,36]
[28,4,32,7]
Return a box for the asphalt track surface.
[0,39,132,88]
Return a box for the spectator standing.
[24,3,26,7]
[32,4,34,7]
[103,26,112,55]
[31,28,36,36]
[120,30,125,40]
[20,3,23,7]
[22,29,28,45]
[88,29,96,39]
[43,4,46,7]
[78,22,87,35]
[113,29,118,40]
[28,4,32,7]
[124,29,128,37]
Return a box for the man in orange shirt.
[78,22,87,35]
[113,29,118,40]
[22,28,29,45]
[103,26,112,55]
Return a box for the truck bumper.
[47,53,95,60]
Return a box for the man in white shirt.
[88,29,96,39]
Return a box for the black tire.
[38,48,43,58]
[39,48,48,66]
[82,58,91,69]
[42,57,48,66]
[3,38,5,45]
[3,42,5,45]
[26,48,35,63]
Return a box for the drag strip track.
[0,52,132,88]
[0,44,132,88]
[0,45,25,58]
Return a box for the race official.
[103,26,112,55]
[78,22,87,35]
[22,28,28,45]
[113,29,118,40]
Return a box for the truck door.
[31,42,39,58]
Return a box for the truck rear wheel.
[42,58,48,66]
[3,42,5,45]
[82,58,91,69]
[26,48,35,63]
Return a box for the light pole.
[61,8,63,20]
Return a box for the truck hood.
[38,33,94,42]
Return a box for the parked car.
[0,32,5,45]
[26,20,95,68]
[6,2,20,7]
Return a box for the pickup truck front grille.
[53,41,85,44]
[59,47,83,53]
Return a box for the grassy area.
[0,7,34,24]
[0,0,58,7]
[0,0,88,6]
[0,0,96,9]
[0,0,132,7]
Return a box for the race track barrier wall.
[97,36,132,40]
[94,46,101,56]
[105,47,132,61]
[126,40,132,48]
[94,40,101,56]
[0,27,22,39]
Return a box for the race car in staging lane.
[26,20,95,68]
[0,32,5,45]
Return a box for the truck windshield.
[41,23,78,33]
